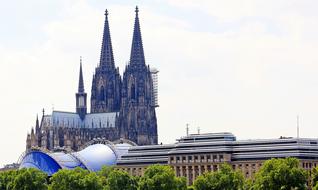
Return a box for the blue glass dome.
[19,151,62,176]
[19,143,130,176]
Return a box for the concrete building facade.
[117,133,318,185]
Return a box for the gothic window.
[100,86,105,101]
[108,88,113,98]
[131,84,136,100]
[108,81,114,98]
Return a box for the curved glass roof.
[20,151,62,176]
[19,143,130,175]
[73,144,117,172]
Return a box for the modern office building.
[117,132,318,185]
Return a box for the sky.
[1,0,318,166]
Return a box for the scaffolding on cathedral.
[151,68,159,107]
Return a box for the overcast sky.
[1,0,318,166]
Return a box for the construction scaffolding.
[150,68,159,107]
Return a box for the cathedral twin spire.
[99,9,115,69]
[80,6,149,114]
[130,6,146,66]
[99,6,145,69]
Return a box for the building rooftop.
[41,111,118,129]
[117,133,318,166]
[19,142,131,176]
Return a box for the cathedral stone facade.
[26,7,158,151]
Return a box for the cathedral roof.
[41,111,118,128]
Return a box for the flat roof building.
[117,132,318,185]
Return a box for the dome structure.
[19,143,131,176]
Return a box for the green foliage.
[12,168,48,190]
[312,166,318,190]
[98,166,115,179]
[49,167,102,190]
[0,170,17,190]
[253,157,307,190]
[2,158,312,190]
[103,170,138,190]
[0,168,48,190]
[98,166,115,186]
[193,163,245,190]
[176,177,188,190]
[243,178,253,190]
[138,164,187,190]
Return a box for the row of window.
[303,162,317,169]
[170,154,225,163]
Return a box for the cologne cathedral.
[26,7,158,151]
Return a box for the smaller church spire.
[76,57,87,120]
[78,57,85,93]
[36,114,39,128]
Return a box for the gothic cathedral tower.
[91,10,122,113]
[119,7,158,145]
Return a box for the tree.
[98,166,115,186]
[138,164,187,190]
[49,167,102,190]
[312,166,318,190]
[253,157,307,190]
[10,168,48,190]
[103,170,138,190]
[193,163,245,190]
[98,166,115,179]
[0,170,16,190]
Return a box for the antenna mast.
[186,123,189,136]
[297,115,300,139]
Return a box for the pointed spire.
[130,6,146,66]
[78,57,85,93]
[36,114,39,128]
[100,9,115,68]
